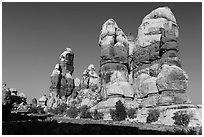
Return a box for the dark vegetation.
[146,109,160,123]
[110,100,127,121]
[79,105,92,119]
[93,109,104,120]
[126,108,137,119]
[48,103,68,115]
[3,118,202,135]
[172,110,192,127]
[66,106,78,118]
[28,106,45,114]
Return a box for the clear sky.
[2,2,202,105]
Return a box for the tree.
[110,100,127,121]
[172,110,192,127]
[126,108,137,119]
[67,106,78,118]
[79,105,92,119]
[146,109,160,123]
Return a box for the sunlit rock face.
[90,19,138,116]
[129,7,201,127]
[132,7,189,108]
[81,64,100,90]
[49,48,75,99]
[98,19,134,99]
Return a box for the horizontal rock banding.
[132,7,190,108]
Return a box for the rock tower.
[49,48,75,98]
[132,7,191,108]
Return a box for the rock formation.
[130,7,201,127]
[127,33,137,85]
[46,7,201,127]
[49,48,75,99]
[90,19,137,116]
[132,7,190,108]
[81,64,99,90]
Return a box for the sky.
[2,2,202,105]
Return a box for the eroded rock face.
[132,7,190,108]
[156,64,188,91]
[49,48,75,102]
[99,19,133,99]
[81,64,99,90]
[91,19,136,115]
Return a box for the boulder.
[106,81,134,98]
[132,73,151,98]
[157,64,188,91]
[140,77,158,98]
[80,98,93,107]
[74,77,81,87]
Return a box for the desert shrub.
[172,110,192,127]
[29,106,38,114]
[57,103,68,114]
[79,105,92,119]
[126,108,137,119]
[110,100,127,121]
[67,106,78,118]
[173,128,187,135]
[198,128,202,135]
[146,109,160,123]
[187,127,198,135]
[29,106,45,114]
[48,103,68,115]
[110,109,117,121]
[93,109,104,120]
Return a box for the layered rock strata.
[132,7,190,108]
[49,48,75,99]
[91,19,137,115]
[81,64,99,90]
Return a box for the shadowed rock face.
[49,48,75,105]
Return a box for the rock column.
[132,7,190,108]
[99,19,134,100]
[49,48,75,99]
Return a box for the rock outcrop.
[130,7,201,127]
[81,64,99,90]
[49,48,75,99]
[45,7,201,127]
[91,19,137,116]
[132,7,190,108]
